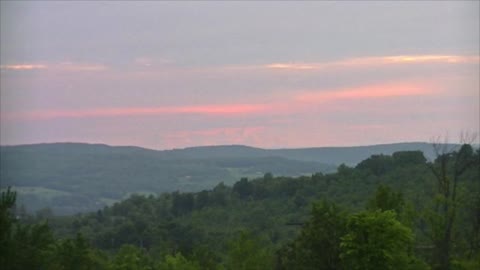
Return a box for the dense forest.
[1,144,479,269]
[1,142,440,215]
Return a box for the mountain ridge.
[0,141,458,215]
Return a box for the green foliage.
[158,253,201,270]
[2,145,478,269]
[277,200,347,270]
[110,244,152,270]
[1,143,335,214]
[232,178,254,199]
[0,187,17,265]
[45,233,107,270]
[195,190,209,210]
[340,210,414,270]
[356,154,394,176]
[424,144,479,270]
[450,252,480,270]
[366,184,404,214]
[172,192,194,216]
[225,231,273,270]
[42,146,474,270]
[1,187,109,270]
[1,187,57,269]
[6,222,55,269]
[393,151,427,166]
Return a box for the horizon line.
[0,140,466,152]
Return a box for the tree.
[426,139,478,270]
[232,178,254,199]
[277,200,347,270]
[45,233,108,270]
[191,246,220,270]
[340,210,415,270]
[159,252,201,270]
[263,172,274,181]
[225,231,273,270]
[1,187,58,270]
[10,222,55,269]
[172,192,194,216]
[366,184,404,215]
[210,182,228,206]
[0,187,17,266]
[110,244,152,270]
[195,190,209,210]
[355,155,394,176]
[393,151,427,166]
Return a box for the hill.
[30,144,477,269]
[173,142,442,165]
[0,142,447,214]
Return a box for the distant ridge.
[1,141,459,214]
[2,141,457,165]
[158,142,447,165]
[2,141,455,165]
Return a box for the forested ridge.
[0,142,440,215]
[1,144,479,269]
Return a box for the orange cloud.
[264,63,317,70]
[295,82,432,103]
[382,55,477,64]
[263,54,479,71]
[0,64,48,70]
[4,104,269,121]
[0,62,108,72]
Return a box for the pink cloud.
[0,62,108,72]
[262,54,479,71]
[295,82,433,103]
[0,64,48,70]
[264,63,317,70]
[3,104,269,121]
[122,54,478,75]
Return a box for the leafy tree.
[191,246,220,270]
[172,192,194,216]
[356,154,394,176]
[225,231,273,270]
[159,252,201,270]
[367,184,404,215]
[1,187,57,269]
[263,172,274,181]
[0,187,17,267]
[110,244,152,270]
[232,178,254,199]
[340,210,415,270]
[210,182,228,206]
[426,143,479,270]
[277,200,347,270]
[14,144,476,269]
[195,190,209,210]
[10,222,55,269]
[393,151,427,166]
[46,233,106,270]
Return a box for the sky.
[1,1,479,149]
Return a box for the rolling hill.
[0,142,445,214]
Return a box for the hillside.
[0,142,448,214]
[31,145,478,269]
[174,142,443,165]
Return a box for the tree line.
[1,144,479,269]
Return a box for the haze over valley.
[1,141,446,214]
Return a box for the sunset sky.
[1,1,479,149]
